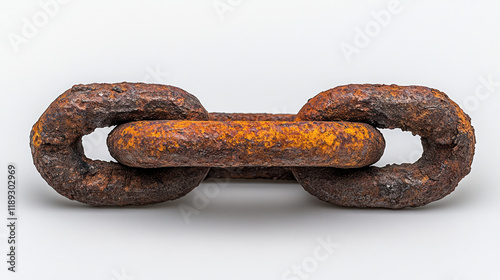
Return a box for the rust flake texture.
[107,120,385,168]
[207,113,297,180]
[291,84,476,209]
[30,82,210,206]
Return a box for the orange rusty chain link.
[107,120,384,168]
[30,83,475,208]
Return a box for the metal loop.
[30,83,210,206]
[291,84,476,208]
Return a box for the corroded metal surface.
[292,84,476,209]
[209,112,296,121]
[30,82,210,206]
[206,167,296,180]
[107,120,385,168]
[208,113,296,180]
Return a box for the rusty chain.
[30,83,475,208]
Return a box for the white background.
[1,0,499,279]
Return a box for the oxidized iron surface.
[30,83,210,206]
[292,84,476,208]
[207,113,296,180]
[107,120,385,168]
[30,82,475,208]
[209,112,296,122]
[206,166,296,180]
